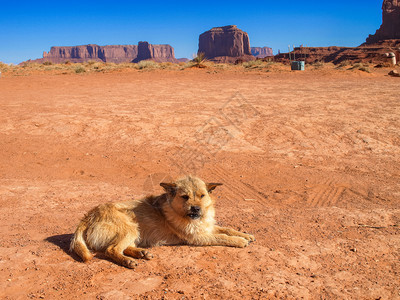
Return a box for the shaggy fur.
[70,175,255,268]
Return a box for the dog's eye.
[200,194,205,198]
[181,195,189,200]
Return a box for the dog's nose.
[190,206,201,213]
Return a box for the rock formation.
[133,42,177,63]
[251,47,273,58]
[274,40,400,64]
[366,0,400,43]
[198,25,255,63]
[25,42,178,64]
[42,44,138,63]
[275,0,400,65]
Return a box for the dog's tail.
[70,219,93,262]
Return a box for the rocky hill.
[274,40,400,64]
[198,25,255,63]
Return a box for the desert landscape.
[0,62,399,299]
[1,0,400,299]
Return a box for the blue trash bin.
[291,61,305,71]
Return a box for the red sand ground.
[0,68,399,299]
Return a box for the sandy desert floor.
[0,67,399,299]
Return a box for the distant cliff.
[25,42,178,64]
[366,0,400,43]
[251,47,273,58]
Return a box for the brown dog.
[70,175,255,268]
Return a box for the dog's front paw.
[233,236,249,248]
[243,233,255,242]
[139,250,153,260]
[122,258,138,269]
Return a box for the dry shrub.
[348,63,371,73]
[159,62,176,70]
[136,60,159,70]
[242,60,263,69]
[0,62,10,71]
[359,66,371,73]
[336,60,351,69]
[190,53,207,68]
[75,66,86,73]
[312,61,325,69]
[86,60,97,66]
[214,63,229,69]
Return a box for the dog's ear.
[206,183,223,193]
[160,182,177,195]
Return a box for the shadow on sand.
[46,233,81,262]
[45,234,118,265]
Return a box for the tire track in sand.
[211,166,266,203]
[306,178,348,207]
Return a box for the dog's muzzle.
[187,206,201,220]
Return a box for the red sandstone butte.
[198,25,255,63]
[366,0,400,43]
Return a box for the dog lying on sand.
[70,175,255,268]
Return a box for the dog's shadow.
[46,234,81,262]
[46,234,117,264]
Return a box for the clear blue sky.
[0,0,383,64]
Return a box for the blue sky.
[0,0,383,64]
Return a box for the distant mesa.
[42,44,137,64]
[177,58,190,63]
[25,42,178,64]
[198,25,255,63]
[366,0,400,44]
[251,47,273,58]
